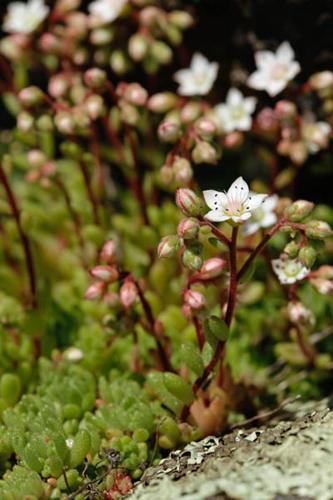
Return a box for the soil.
[127,398,333,500]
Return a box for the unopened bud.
[100,240,117,263]
[157,235,180,258]
[176,188,205,217]
[182,249,203,271]
[173,156,193,185]
[122,83,148,106]
[192,141,218,165]
[299,246,317,268]
[90,265,119,282]
[55,112,75,134]
[160,164,174,184]
[151,41,173,65]
[148,92,177,113]
[275,100,297,120]
[84,68,107,89]
[184,289,205,310]
[119,102,140,126]
[110,50,130,75]
[90,27,113,46]
[48,74,68,98]
[284,199,314,222]
[311,265,333,280]
[84,281,105,300]
[289,141,308,165]
[168,10,193,28]
[305,220,333,239]
[180,102,201,123]
[177,218,200,239]
[200,258,225,280]
[284,241,299,258]
[27,149,46,168]
[256,107,279,133]
[18,86,44,107]
[139,7,163,27]
[194,118,217,139]
[158,120,181,143]
[17,111,34,132]
[309,71,333,91]
[85,95,105,120]
[120,280,138,309]
[287,301,314,326]
[224,131,244,149]
[39,33,61,53]
[128,33,148,62]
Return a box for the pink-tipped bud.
[255,107,279,133]
[289,141,308,165]
[287,301,314,326]
[176,188,205,217]
[224,131,244,149]
[192,141,218,165]
[139,7,163,27]
[158,121,181,143]
[194,117,217,139]
[180,102,201,123]
[84,68,107,89]
[311,266,333,280]
[48,74,68,98]
[39,33,61,53]
[157,235,180,258]
[148,92,177,113]
[173,156,193,185]
[120,280,138,309]
[55,112,75,135]
[122,83,148,107]
[18,86,44,107]
[84,281,106,300]
[85,95,105,120]
[100,240,117,264]
[284,199,314,222]
[41,161,56,178]
[200,258,225,280]
[177,218,200,239]
[90,265,119,283]
[17,111,34,132]
[275,100,297,120]
[160,164,174,184]
[27,150,46,168]
[168,10,193,28]
[309,71,333,91]
[184,289,206,310]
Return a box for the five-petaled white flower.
[3,0,49,34]
[174,52,219,96]
[214,88,257,133]
[272,257,309,285]
[247,41,300,97]
[88,0,128,25]
[203,177,267,223]
[243,194,278,235]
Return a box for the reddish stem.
[0,164,37,308]
[78,161,100,225]
[199,219,231,248]
[295,325,316,366]
[193,316,205,350]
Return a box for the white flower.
[247,41,300,97]
[3,0,49,34]
[272,257,309,285]
[64,347,84,362]
[243,194,278,235]
[174,52,219,96]
[88,0,127,25]
[214,88,257,133]
[203,176,267,223]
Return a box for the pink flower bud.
[158,121,181,143]
[275,100,297,119]
[180,102,201,123]
[27,150,46,168]
[311,266,333,280]
[48,74,68,98]
[90,265,119,283]
[176,188,205,217]
[100,240,117,264]
[289,141,308,165]
[84,68,107,89]
[55,112,75,134]
[41,161,56,177]
[84,281,106,300]
[157,235,180,258]
[192,141,218,165]
[39,33,61,53]
[139,7,163,27]
[18,86,44,107]
[128,33,148,62]
[177,218,200,239]
[122,83,148,107]
[309,71,333,91]
[224,131,244,149]
[181,304,192,318]
[284,199,314,222]
[160,164,174,184]
[256,107,279,133]
[17,111,34,132]
[120,280,138,309]
[194,118,217,139]
[184,289,206,310]
[287,301,314,326]
[173,156,193,185]
[305,220,333,240]
[85,95,105,120]
[200,258,225,280]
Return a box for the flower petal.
[227,88,243,106]
[191,52,209,73]
[243,221,260,236]
[261,212,277,228]
[262,194,278,211]
[245,193,267,211]
[276,41,295,64]
[204,210,230,222]
[203,190,227,210]
[247,70,268,91]
[227,176,249,203]
[255,50,275,69]
[244,96,257,114]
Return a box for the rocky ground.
[127,398,333,500]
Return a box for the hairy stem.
[0,164,37,308]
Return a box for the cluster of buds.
[115,82,148,126]
[0,0,192,77]
[85,239,140,310]
[25,150,56,188]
